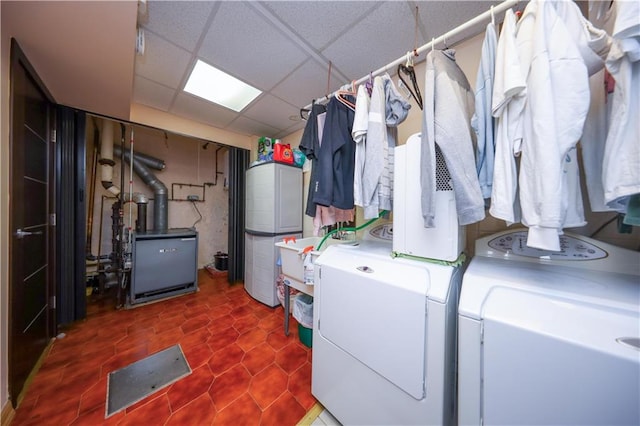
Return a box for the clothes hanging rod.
[303,0,521,111]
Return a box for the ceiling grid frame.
[3,1,517,138]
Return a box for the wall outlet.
[187,194,200,201]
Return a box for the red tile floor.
[12,270,316,426]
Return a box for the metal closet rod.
[304,0,521,110]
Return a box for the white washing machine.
[459,229,640,425]
[312,240,463,425]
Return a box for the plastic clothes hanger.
[335,82,356,111]
[365,72,373,96]
[397,52,423,110]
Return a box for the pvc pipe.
[99,119,120,195]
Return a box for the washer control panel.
[488,231,607,260]
[366,223,393,241]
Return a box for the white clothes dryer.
[312,240,463,425]
[458,229,640,425]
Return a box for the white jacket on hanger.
[516,0,590,251]
[421,49,484,228]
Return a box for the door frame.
[8,38,56,408]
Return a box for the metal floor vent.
[105,344,191,417]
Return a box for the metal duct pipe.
[122,155,168,232]
[130,193,149,234]
[113,145,165,171]
[99,119,120,195]
[136,203,148,233]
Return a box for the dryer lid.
[459,256,640,320]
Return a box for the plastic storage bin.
[293,294,313,328]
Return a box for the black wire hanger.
[397,62,423,110]
[300,107,310,121]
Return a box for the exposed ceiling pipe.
[99,119,120,195]
[113,145,165,171]
[117,149,168,232]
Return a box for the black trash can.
[214,252,228,271]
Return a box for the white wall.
[88,118,230,270]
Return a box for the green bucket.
[298,323,312,348]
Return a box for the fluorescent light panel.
[184,59,261,112]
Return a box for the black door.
[9,39,55,407]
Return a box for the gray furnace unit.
[130,228,198,305]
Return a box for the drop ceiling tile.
[262,1,380,50]
[198,1,308,91]
[170,92,238,129]
[418,1,498,44]
[322,1,421,80]
[142,1,215,52]
[135,32,192,89]
[242,94,301,132]
[270,59,345,109]
[132,76,175,112]
[275,122,306,140]
[226,117,280,139]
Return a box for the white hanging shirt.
[603,0,640,209]
[352,85,370,207]
[580,2,617,212]
[612,0,640,61]
[490,8,526,226]
[553,0,609,229]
